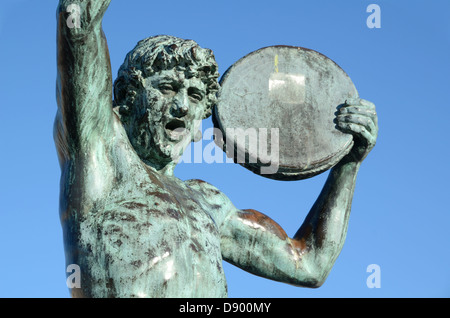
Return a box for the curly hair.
[113,35,220,118]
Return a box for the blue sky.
[0,0,449,298]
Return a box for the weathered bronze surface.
[214,46,357,180]
[55,0,378,298]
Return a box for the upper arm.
[220,207,326,288]
[55,0,113,162]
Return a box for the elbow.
[306,276,327,289]
[290,258,332,288]
[303,259,334,288]
[307,265,331,288]
[296,271,328,289]
[290,242,340,288]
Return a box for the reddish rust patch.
[189,243,199,253]
[291,237,307,253]
[121,202,146,210]
[292,224,312,253]
[143,167,165,188]
[192,179,207,184]
[166,208,181,220]
[210,189,221,195]
[241,209,288,240]
[147,191,172,202]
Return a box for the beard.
[120,91,201,169]
[127,117,192,167]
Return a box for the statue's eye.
[188,87,203,102]
[159,83,175,93]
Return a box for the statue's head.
[113,35,219,170]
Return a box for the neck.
[144,158,177,177]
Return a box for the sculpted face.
[113,36,219,170]
[124,68,208,168]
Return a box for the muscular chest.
[102,175,220,250]
[68,174,227,297]
[98,179,225,296]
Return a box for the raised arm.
[220,98,378,287]
[54,0,113,165]
[220,164,358,287]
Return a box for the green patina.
[55,0,378,297]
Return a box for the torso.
[60,118,229,298]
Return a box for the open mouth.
[165,119,188,140]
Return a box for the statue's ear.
[203,85,220,119]
[113,67,145,106]
[203,107,212,119]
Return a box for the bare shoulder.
[184,179,235,226]
[184,179,232,206]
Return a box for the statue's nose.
[171,92,189,118]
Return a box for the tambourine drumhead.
[213,46,357,180]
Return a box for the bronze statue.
[55,0,378,297]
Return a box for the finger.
[336,100,355,112]
[344,97,361,106]
[343,97,376,110]
[337,114,377,134]
[336,122,376,145]
[357,99,378,126]
[338,106,377,117]
[339,101,378,127]
[358,98,376,110]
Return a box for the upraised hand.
[335,98,378,163]
[57,0,111,36]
